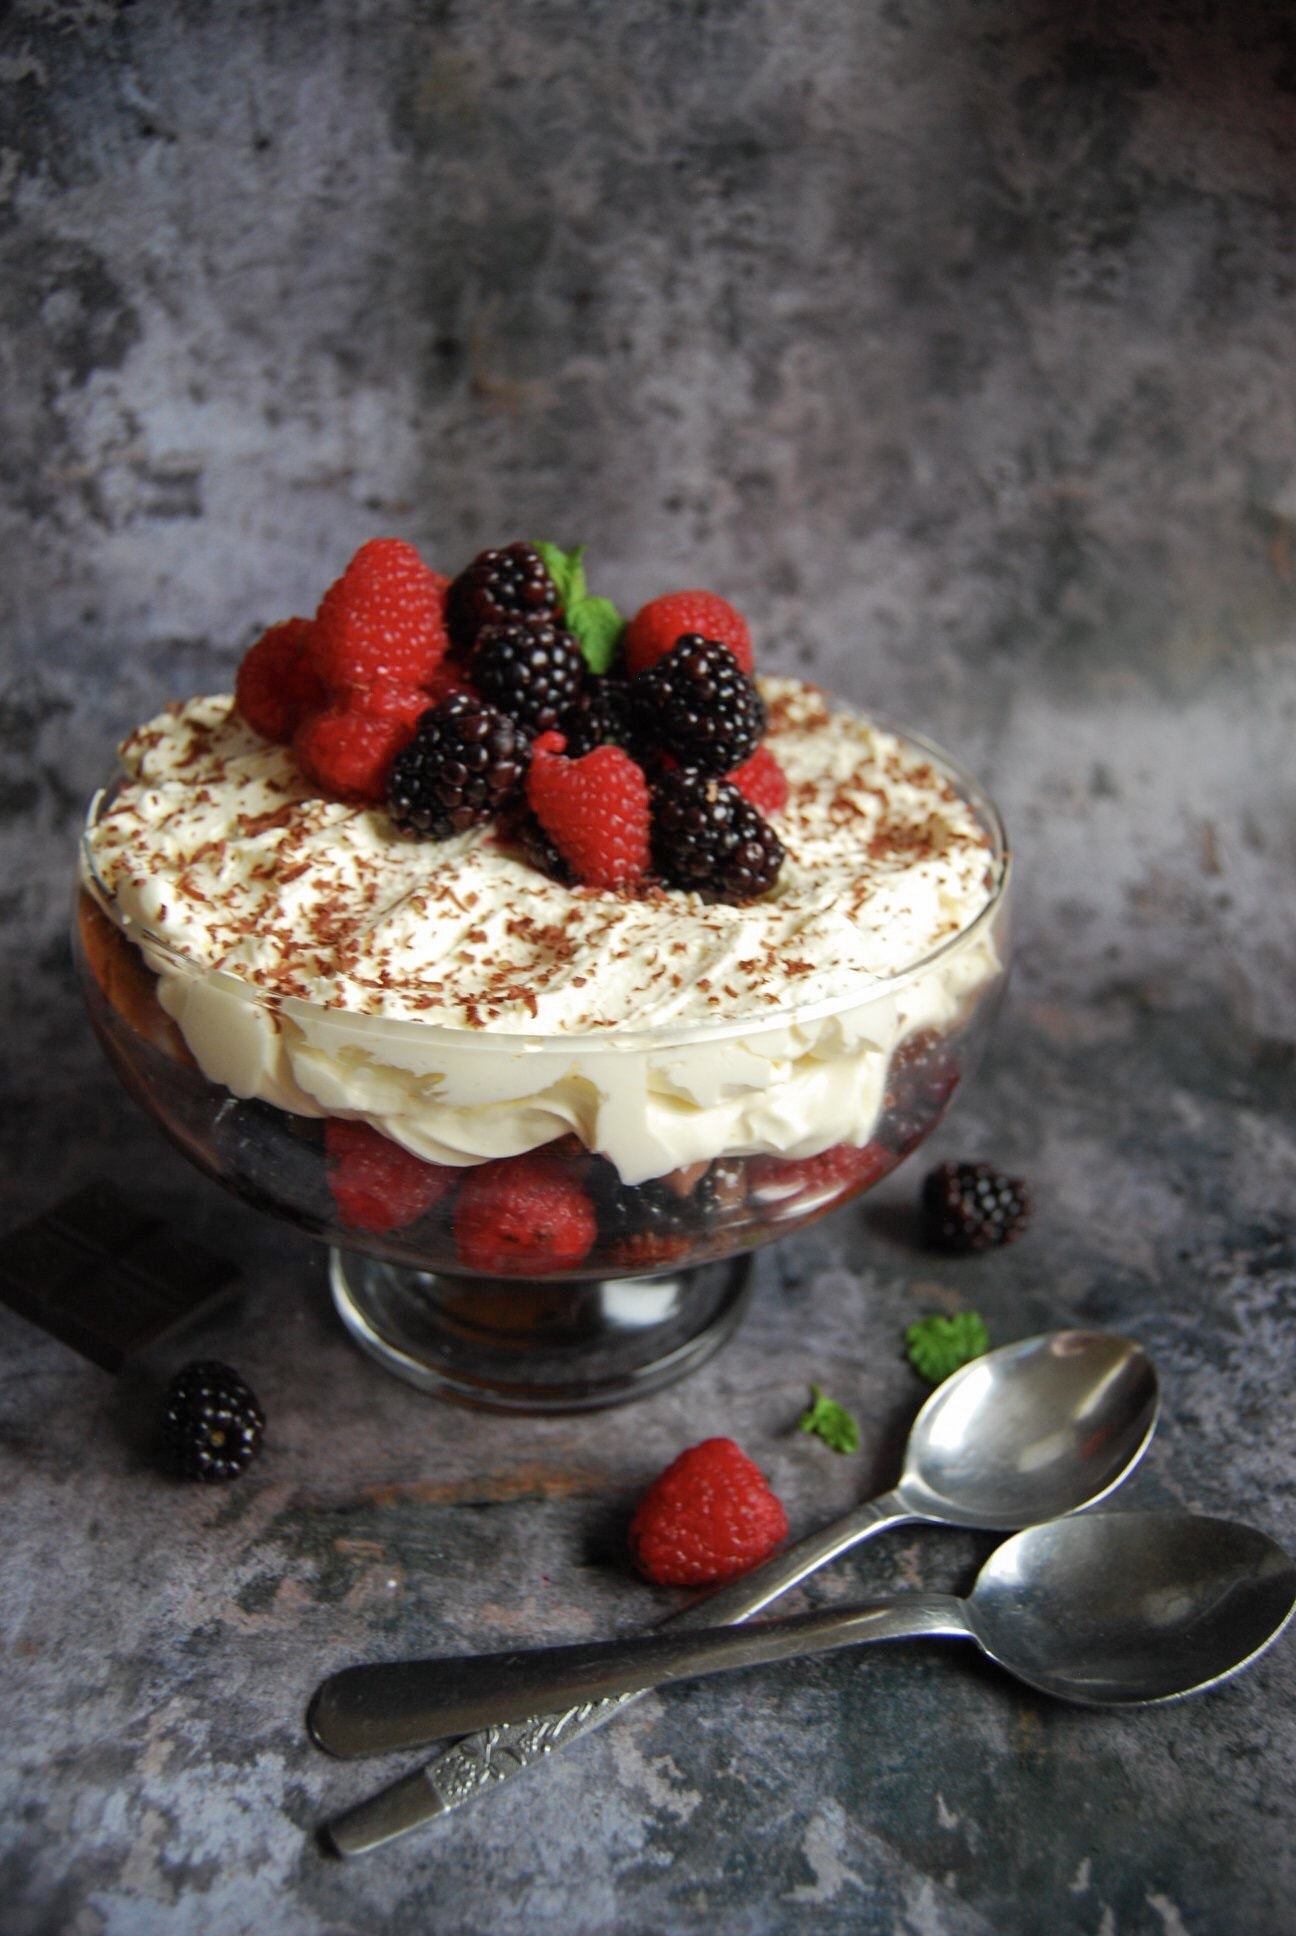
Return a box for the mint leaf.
[532,540,587,612]
[904,1312,989,1385]
[797,1384,861,1455]
[566,594,625,676]
[533,541,626,675]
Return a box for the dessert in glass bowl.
[75,539,1011,1411]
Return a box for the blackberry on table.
[387,692,529,838]
[471,618,586,736]
[921,1161,1031,1253]
[631,635,765,773]
[161,1360,265,1483]
[650,770,784,904]
[446,543,560,652]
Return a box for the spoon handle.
[314,1594,971,1758]
[319,1488,914,1851]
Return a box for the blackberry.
[695,1158,749,1227]
[881,1031,961,1155]
[631,635,764,774]
[498,802,573,884]
[921,1161,1031,1253]
[650,770,784,904]
[387,692,529,838]
[471,618,586,736]
[446,543,559,652]
[587,1164,698,1267]
[563,677,639,759]
[161,1360,265,1483]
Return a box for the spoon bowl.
[970,1511,1296,1705]
[896,1329,1159,1530]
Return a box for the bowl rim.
[79,708,1011,1057]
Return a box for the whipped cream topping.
[82,679,1007,1182]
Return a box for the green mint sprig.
[533,540,625,676]
[904,1312,989,1385]
[797,1384,861,1454]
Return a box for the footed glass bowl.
[75,737,1010,1413]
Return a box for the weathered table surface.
[3,909,1294,1936]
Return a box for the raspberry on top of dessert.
[81,537,1006,1187]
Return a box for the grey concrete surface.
[2,2,1295,1931]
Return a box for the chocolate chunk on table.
[0,1180,240,1372]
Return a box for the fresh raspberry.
[325,1119,459,1234]
[294,702,421,805]
[628,1438,788,1587]
[526,733,651,890]
[343,680,434,732]
[234,617,325,743]
[729,743,789,818]
[310,539,451,691]
[748,1142,894,1210]
[453,1150,597,1274]
[419,656,476,707]
[624,591,754,678]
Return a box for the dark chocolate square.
[0,1180,240,1371]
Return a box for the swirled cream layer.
[82,679,1005,1182]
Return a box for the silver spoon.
[315,1330,1156,1810]
[313,1513,1296,1745]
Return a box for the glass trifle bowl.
[75,676,1011,1412]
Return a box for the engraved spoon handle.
[321,1488,913,1853]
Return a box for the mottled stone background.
[2,3,1294,1933]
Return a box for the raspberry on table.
[624,590,754,678]
[446,543,561,652]
[628,1437,789,1586]
[650,769,784,903]
[386,692,531,838]
[294,701,423,805]
[453,1150,597,1274]
[234,616,325,744]
[728,743,789,818]
[632,636,765,774]
[526,734,651,890]
[161,1361,265,1483]
[921,1160,1031,1252]
[325,1119,459,1234]
[471,617,586,735]
[309,538,451,692]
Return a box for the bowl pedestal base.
[328,1249,753,1413]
